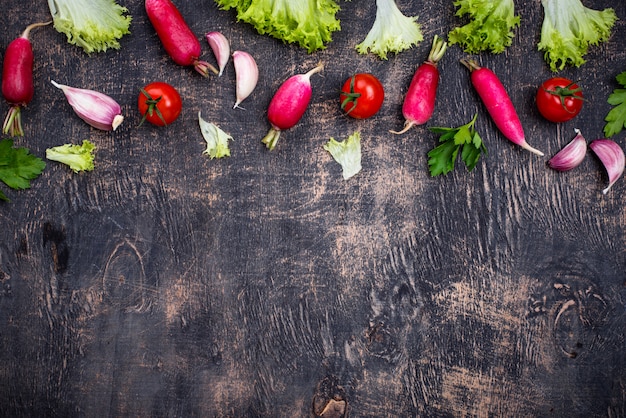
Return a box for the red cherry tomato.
[138,82,182,126]
[339,73,384,119]
[536,77,584,123]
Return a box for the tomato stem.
[138,88,167,126]
[543,81,586,114]
[340,75,362,115]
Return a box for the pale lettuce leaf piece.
[48,0,132,54]
[356,0,423,60]
[199,112,231,159]
[323,131,362,180]
[538,0,617,71]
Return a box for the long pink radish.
[2,21,50,136]
[461,59,543,156]
[145,0,217,77]
[262,63,324,150]
[390,35,447,135]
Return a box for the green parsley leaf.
[0,139,46,201]
[428,139,460,176]
[604,71,626,137]
[427,114,486,176]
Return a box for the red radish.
[262,63,324,150]
[390,35,447,135]
[145,0,217,77]
[2,21,50,137]
[461,59,543,156]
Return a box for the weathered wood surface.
[1,1,625,417]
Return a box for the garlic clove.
[548,128,587,171]
[51,80,123,131]
[232,50,258,109]
[589,138,625,194]
[205,31,230,77]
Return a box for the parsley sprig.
[427,113,487,176]
[604,71,626,138]
[0,139,46,201]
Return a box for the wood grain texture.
[1,1,625,417]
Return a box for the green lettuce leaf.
[448,0,520,54]
[48,0,132,54]
[46,140,96,173]
[538,0,617,72]
[215,0,341,53]
[356,0,423,59]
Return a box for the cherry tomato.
[536,77,584,123]
[339,73,384,119]
[138,82,182,126]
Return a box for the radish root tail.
[522,141,544,156]
[389,120,416,135]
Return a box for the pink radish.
[262,63,324,150]
[461,59,543,156]
[2,21,50,137]
[145,0,217,77]
[390,35,447,135]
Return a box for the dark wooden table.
[1,1,625,416]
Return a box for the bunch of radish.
[2,21,50,137]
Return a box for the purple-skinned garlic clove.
[589,138,625,194]
[205,31,230,77]
[548,128,587,171]
[232,50,258,109]
[51,80,123,131]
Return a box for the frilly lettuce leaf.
[46,140,96,173]
[448,0,520,54]
[215,0,341,53]
[199,112,231,159]
[538,0,617,72]
[356,0,423,59]
[323,131,362,180]
[47,0,132,54]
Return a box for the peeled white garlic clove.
[51,80,123,131]
[232,50,258,109]
[589,138,625,194]
[205,31,230,77]
[548,128,587,171]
